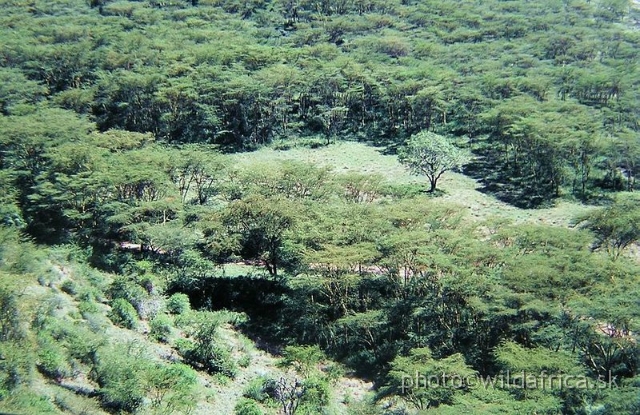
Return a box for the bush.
[146,363,198,413]
[204,345,238,378]
[107,277,147,311]
[0,286,24,341]
[243,376,269,402]
[92,346,147,413]
[300,376,331,411]
[59,279,77,296]
[0,341,33,393]
[235,398,264,415]
[149,314,172,343]
[36,343,71,381]
[263,376,331,415]
[238,354,252,368]
[0,389,59,414]
[280,345,325,378]
[64,326,104,364]
[179,317,238,378]
[136,295,163,320]
[174,338,196,357]
[380,182,425,199]
[167,293,190,315]
[108,298,137,329]
[78,300,100,316]
[77,287,105,303]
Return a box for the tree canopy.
[399,131,470,192]
[0,0,639,413]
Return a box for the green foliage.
[378,347,476,410]
[60,279,78,296]
[279,345,325,378]
[149,313,173,343]
[108,298,138,329]
[167,293,191,315]
[495,341,583,376]
[0,388,58,414]
[89,343,197,414]
[146,363,198,414]
[235,398,264,415]
[399,131,470,192]
[263,375,331,415]
[77,299,100,316]
[213,194,299,276]
[180,312,238,377]
[0,285,24,342]
[107,276,149,315]
[92,344,149,413]
[0,341,33,395]
[243,376,270,402]
[298,376,331,413]
[576,196,640,259]
[0,1,639,412]
[36,335,72,381]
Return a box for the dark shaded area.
[464,149,557,209]
[169,275,290,346]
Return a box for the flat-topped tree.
[399,131,470,192]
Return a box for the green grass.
[220,263,269,278]
[230,142,595,227]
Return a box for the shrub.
[146,363,198,413]
[238,354,252,368]
[180,317,238,378]
[0,389,59,414]
[263,376,331,415]
[0,341,33,393]
[149,314,172,343]
[36,344,71,381]
[108,298,137,329]
[107,277,147,311]
[279,345,325,378]
[167,293,190,315]
[78,300,100,316]
[174,338,196,357]
[0,286,24,341]
[136,295,164,320]
[204,344,238,378]
[92,347,147,413]
[235,398,264,415]
[300,376,331,411]
[243,376,269,402]
[77,287,105,303]
[64,326,104,364]
[59,279,77,296]
[323,362,346,386]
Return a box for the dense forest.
[0,0,639,414]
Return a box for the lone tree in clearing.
[399,131,470,192]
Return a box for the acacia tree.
[216,195,298,277]
[377,347,476,411]
[576,197,640,260]
[399,131,470,192]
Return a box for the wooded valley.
[0,0,639,414]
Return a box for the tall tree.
[399,131,469,192]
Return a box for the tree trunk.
[429,177,437,192]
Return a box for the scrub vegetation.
[0,0,639,413]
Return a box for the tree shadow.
[464,149,556,209]
[171,275,289,351]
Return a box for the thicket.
[0,0,639,413]
[0,0,638,209]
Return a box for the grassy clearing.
[221,263,270,278]
[230,142,595,227]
